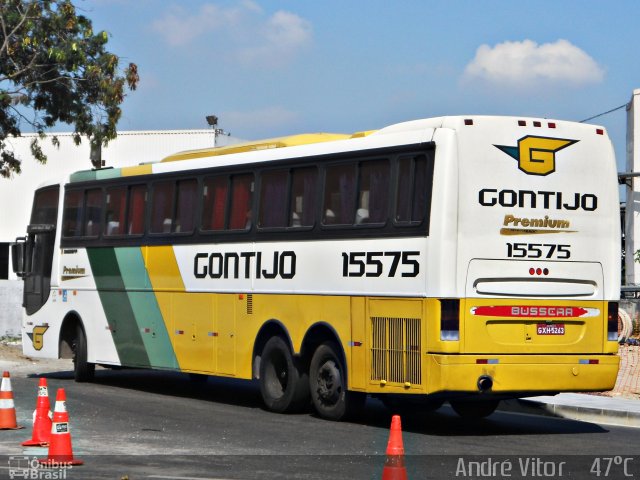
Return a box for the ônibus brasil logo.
[494,135,579,176]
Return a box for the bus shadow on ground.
[32,368,608,438]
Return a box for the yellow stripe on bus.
[143,246,189,370]
[121,164,153,177]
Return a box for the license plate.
[537,323,565,335]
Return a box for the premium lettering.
[62,266,86,275]
[503,214,570,229]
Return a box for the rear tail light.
[607,302,618,341]
[440,299,460,341]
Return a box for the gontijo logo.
[494,136,579,176]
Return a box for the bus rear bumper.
[427,354,620,394]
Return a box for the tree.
[0,0,139,177]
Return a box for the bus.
[12,116,621,420]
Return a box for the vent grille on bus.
[371,317,422,385]
[246,294,253,315]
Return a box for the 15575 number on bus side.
[342,251,420,278]
[506,243,571,259]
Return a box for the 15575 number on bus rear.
[506,243,571,259]
[342,251,420,277]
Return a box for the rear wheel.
[450,399,499,419]
[259,336,309,413]
[309,341,365,421]
[73,324,95,382]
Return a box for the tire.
[450,399,499,419]
[309,341,365,421]
[259,336,309,413]
[73,324,95,382]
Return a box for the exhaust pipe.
[477,375,493,392]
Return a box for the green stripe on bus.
[114,247,177,369]
[95,168,122,180]
[69,171,97,183]
[87,247,151,368]
[69,169,122,183]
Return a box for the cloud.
[462,39,605,88]
[151,1,311,67]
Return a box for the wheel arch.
[58,310,85,360]
[300,321,347,383]
[252,319,294,379]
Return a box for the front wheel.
[450,399,499,419]
[309,341,365,421]
[259,336,309,413]
[73,324,95,382]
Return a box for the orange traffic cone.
[382,415,407,480]
[22,378,52,446]
[39,388,83,466]
[0,371,23,430]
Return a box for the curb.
[499,395,640,428]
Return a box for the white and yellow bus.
[12,116,621,420]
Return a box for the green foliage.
[0,0,139,176]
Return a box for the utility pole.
[624,89,640,286]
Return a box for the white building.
[0,129,241,335]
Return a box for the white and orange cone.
[0,371,23,430]
[22,377,52,446]
[39,388,83,466]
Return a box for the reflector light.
[548,122,556,128]
[464,119,473,125]
[476,359,499,364]
[533,121,541,127]
[579,359,599,365]
[518,120,526,126]
[596,128,604,135]
[529,267,550,276]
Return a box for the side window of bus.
[290,167,317,227]
[175,179,197,233]
[259,170,288,228]
[323,164,356,225]
[229,174,254,230]
[322,160,388,226]
[62,190,84,238]
[201,176,228,231]
[104,187,127,236]
[396,155,429,224]
[127,185,147,235]
[150,181,175,233]
[84,189,103,237]
[358,159,389,224]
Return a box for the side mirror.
[11,237,28,278]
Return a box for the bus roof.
[160,131,376,163]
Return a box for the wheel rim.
[316,359,342,406]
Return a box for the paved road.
[2,366,640,479]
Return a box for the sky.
[78,0,640,171]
